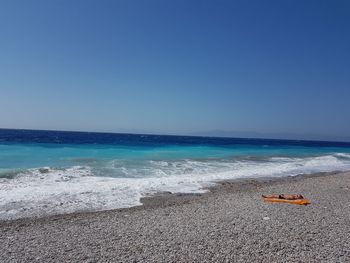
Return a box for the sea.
[1,128,350,220]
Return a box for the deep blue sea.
[1,129,350,220]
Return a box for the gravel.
[1,171,350,262]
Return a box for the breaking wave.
[1,153,350,220]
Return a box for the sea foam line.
[1,154,350,220]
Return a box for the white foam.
[334,153,350,159]
[0,166,144,220]
[1,154,350,220]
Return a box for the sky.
[0,0,349,141]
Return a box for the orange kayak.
[263,197,311,205]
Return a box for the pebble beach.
[1,171,350,262]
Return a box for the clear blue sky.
[0,0,349,141]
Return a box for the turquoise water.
[1,143,349,172]
[1,129,350,220]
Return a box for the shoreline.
[0,170,346,224]
[1,171,350,262]
[0,170,344,224]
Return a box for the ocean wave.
[1,153,350,220]
[333,153,350,159]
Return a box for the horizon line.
[1,127,350,144]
